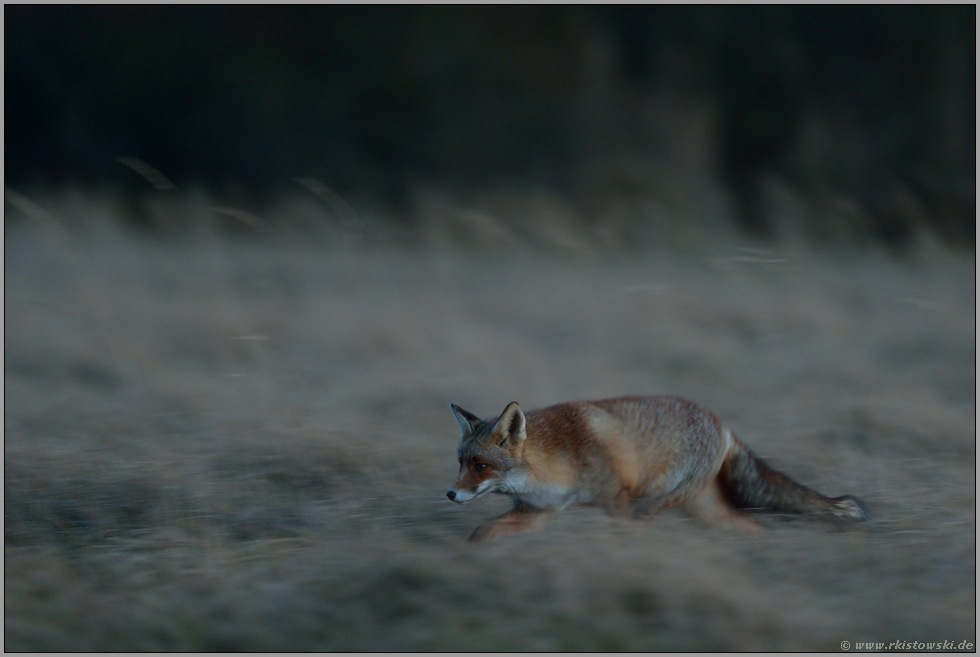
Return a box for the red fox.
[446,396,869,541]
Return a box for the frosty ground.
[4,194,975,650]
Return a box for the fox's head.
[446,402,527,504]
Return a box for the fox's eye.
[474,463,488,472]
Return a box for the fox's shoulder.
[524,395,725,455]
[528,395,718,427]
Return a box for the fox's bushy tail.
[719,435,870,523]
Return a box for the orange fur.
[448,396,868,541]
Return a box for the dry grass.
[4,191,975,650]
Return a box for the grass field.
[4,190,975,650]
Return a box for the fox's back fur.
[447,396,868,541]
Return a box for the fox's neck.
[499,448,585,510]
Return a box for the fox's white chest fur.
[499,471,590,510]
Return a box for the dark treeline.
[5,6,975,247]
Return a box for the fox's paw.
[468,507,553,542]
[468,523,499,542]
[468,519,525,542]
[830,495,871,523]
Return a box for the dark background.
[5,5,975,247]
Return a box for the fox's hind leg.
[680,479,761,532]
[469,502,554,542]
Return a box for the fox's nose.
[446,490,456,501]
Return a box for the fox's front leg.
[469,502,553,542]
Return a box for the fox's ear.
[450,404,481,437]
[491,401,526,447]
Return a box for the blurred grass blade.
[4,187,67,241]
[212,207,274,233]
[295,177,359,228]
[116,156,178,192]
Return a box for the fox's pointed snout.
[446,487,476,503]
